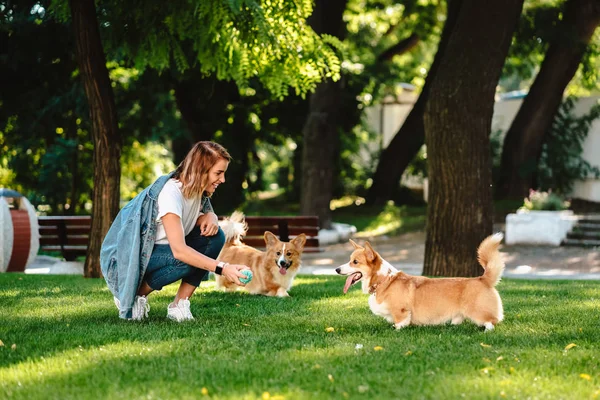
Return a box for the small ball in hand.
[240,270,253,284]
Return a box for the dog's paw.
[393,315,411,330]
[483,322,495,332]
[276,288,290,297]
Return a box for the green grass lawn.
[1,274,599,400]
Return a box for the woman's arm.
[162,213,247,285]
[196,212,219,236]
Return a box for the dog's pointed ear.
[349,239,362,249]
[264,231,278,246]
[291,233,306,250]
[364,241,377,262]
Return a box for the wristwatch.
[215,261,227,275]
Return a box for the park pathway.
[25,230,600,280]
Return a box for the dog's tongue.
[279,267,287,275]
[343,274,355,294]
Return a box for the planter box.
[505,210,577,246]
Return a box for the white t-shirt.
[155,179,206,244]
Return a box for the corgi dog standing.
[216,212,306,297]
[336,233,505,331]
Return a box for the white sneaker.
[167,298,194,322]
[132,296,150,320]
[114,296,149,320]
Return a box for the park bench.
[239,216,321,253]
[37,214,321,260]
[38,216,91,261]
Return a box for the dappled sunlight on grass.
[446,346,600,399]
[1,340,177,386]
[330,195,365,210]
[355,219,403,237]
[333,201,426,237]
[292,277,332,287]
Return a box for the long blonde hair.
[173,141,231,198]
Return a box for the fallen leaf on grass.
[373,346,383,351]
[0,340,4,347]
[201,387,209,395]
[405,350,412,356]
[496,356,504,362]
[480,343,491,348]
[580,374,591,381]
[328,374,334,382]
[325,327,335,333]
[11,344,16,350]
[564,343,577,351]
[355,344,363,350]
[242,323,251,327]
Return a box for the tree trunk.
[497,0,600,199]
[211,105,252,214]
[366,0,462,206]
[70,0,121,278]
[423,0,523,277]
[172,74,251,212]
[300,0,348,229]
[68,118,78,216]
[172,78,209,163]
[301,82,343,229]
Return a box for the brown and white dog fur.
[336,233,505,331]
[216,211,306,297]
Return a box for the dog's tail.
[219,211,248,245]
[478,232,505,287]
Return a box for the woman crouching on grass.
[101,141,249,322]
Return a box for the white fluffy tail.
[477,232,505,287]
[219,211,247,245]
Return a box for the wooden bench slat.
[40,245,87,253]
[38,216,91,226]
[39,226,91,235]
[242,237,320,248]
[242,238,322,253]
[40,237,90,246]
[246,226,319,236]
[41,245,88,250]
[243,216,319,226]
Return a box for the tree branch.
[377,33,420,62]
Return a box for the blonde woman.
[101,141,249,321]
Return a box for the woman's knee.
[202,227,225,259]
[212,227,226,249]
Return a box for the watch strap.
[215,261,225,275]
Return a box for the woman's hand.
[196,212,219,236]
[223,263,251,286]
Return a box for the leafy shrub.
[537,97,600,194]
[520,189,570,211]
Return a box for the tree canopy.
[50,0,344,99]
